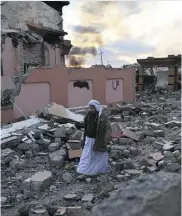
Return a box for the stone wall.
[23,43,45,66]
[90,172,181,216]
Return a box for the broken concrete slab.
[62,172,73,184]
[49,149,66,168]
[22,171,52,198]
[90,172,181,216]
[154,130,165,137]
[71,130,83,140]
[63,193,78,200]
[38,102,84,122]
[10,159,26,170]
[1,135,21,149]
[36,138,51,150]
[1,117,46,139]
[165,120,181,128]
[29,204,49,216]
[82,194,94,202]
[54,126,67,138]
[48,142,60,152]
[153,141,164,150]
[122,129,141,141]
[68,149,82,159]
[66,140,82,150]
[149,152,164,161]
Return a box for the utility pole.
[99,49,104,65]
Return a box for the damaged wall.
[106,79,123,103]
[156,70,169,88]
[1,65,135,123]
[68,80,93,107]
[14,83,51,118]
[1,37,20,76]
[1,1,63,31]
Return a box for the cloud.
[63,1,181,67]
[107,39,155,56]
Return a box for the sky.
[62,0,182,67]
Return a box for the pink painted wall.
[1,65,135,123]
[68,80,93,107]
[106,79,123,103]
[1,37,20,76]
[14,83,51,118]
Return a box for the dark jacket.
[83,110,111,152]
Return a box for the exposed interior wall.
[23,43,45,67]
[106,79,123,103]
[1,1,63,31]
[1,65,135,123]
[14,83,51,118]
[156,70,168,88]
[68,80,93,107]
[1,37,20,76]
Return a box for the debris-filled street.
[1,90,181,216]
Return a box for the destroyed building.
[136,55,181,91]
[1,1,72,108]
[1,1,136,124]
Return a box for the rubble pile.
[1,90,181,216]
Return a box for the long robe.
[77,136,109,175]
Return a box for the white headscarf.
[88,99,102,116]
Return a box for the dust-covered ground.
[1,90,181,216]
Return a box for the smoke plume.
[67,1,129,67]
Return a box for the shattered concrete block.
[66,206,89,216]
[82,194,94,202]
[1,135,21,149]
[17,143,40,152]
[37,138,51,150]
[90,172,181,216]
[48,142,60,152]
[29,204,49,216]
[62,172,73,184]
[10,159,26,170]
[153,141,164,150]
[154,130,165,137]
[22,171,52,197]
[122,129,141,141]
[66,140,82,150]
[149,152,164,161]
[163,143,174,151]
[130,147,138,156]
[49,149,66,168]
[125,169,142,175]
[165,120,181,128]
[1,196,7,205]
[54,207,67,216]
[123,150,130,158]
[1,148,14,160]
[145,166,157,173]
[54,126,67,138]
[68,149,82,159]
[71,130,83,140]
[143,130,155,137]
[63,193,78,200]
[148,123,161,130]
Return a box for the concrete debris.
[63,193,78,200]
[37,102,84,123]
[90,172,181,216]
[1,90,181,216]
[62,172,73,184]
[22,171,52,198]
